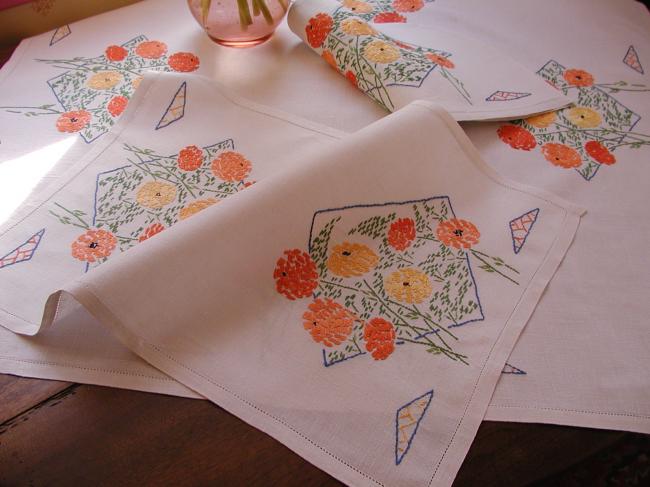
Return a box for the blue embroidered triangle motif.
[486,90,532,101]
[395,390,434,465]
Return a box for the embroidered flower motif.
[585,141,616,165]
[497,125,537,151]
[364,40,400,64]
[274,249,319,300]
[56,110,91,133]
[179,198,218,220]
[387,218,416,251]
[136,181,177,209]
[107,96,128,117]
[394,40,414,50]
[342,0,374,14]
[303,298,354,347]
[105,45,128,62]
[525,111,557,128]
[135,40,168,59]
[327,242,379,277]
[322,50,339,71]
[168,52,200,72]
[566,106,602,128]
[71,229,117,263]
[341,18,376,36]
[177,145,203,171]
[132,76,144,90]
[436,219,480,250]
[138,223,165,242]
[541,143,582,169]
[306,13,333,48]
[426,53,455,69]
[211,151,252,182]
[392,0,424,12]
[364,317,396,360]
[345,70,358,87]
[87,71,122,90]
[563,68,594,87]
[374,12,407,23]
[384,268,432,304]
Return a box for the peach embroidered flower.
[105,45,127,62]
[87,71,122,90]
[566,106,602,128]
[211,151,252,182]
[179,198,218,220]
[306,13,333,48]
[341,18,376,36]
[56,110,91,133]
[364,317,396,360]
[541,143,582,169]
[525,111,557,128]
[274,249,319,300]
[585,141,616,165]
[384,268,432,304]
[387,218,416,251]
[374,12,407,23]
[436,219,480,249]
[168,52,200,72]
[71,229,117,263]
[327,242,378,277]
[392,0,424,12]
[138,223,165,242]
[302,298,354,347]
[135,40,168,59]
[177,145,203,171]
[107,96,128,117]
[364,40,400,64]
[322,50,338,71]
[497,125,537,151]
[426,53,454,69]
[342,0,373,14]
[136,181,177,209]
[563,68,594,87]
[132,76,144,89]
[345,70,358,87]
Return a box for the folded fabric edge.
[0,35,31,86]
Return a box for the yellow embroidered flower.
[86,71,123,90]
[364,40,400,64]
[525,111,557,128]
[327,242,378,277]
[342,0,373,14]
[178,198,218,220]
[384,268,432,304]
[341,18,376,36]
[566,107,602,128]
[136,181,177,209]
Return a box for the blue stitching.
[502,362,527,375]
[509,208,540,255]
[485,90,531,102]
[155,81,187,130]
[0,229,46,269]
[49,25,71,47]
[395,389,434,465]
[623,45,644,74]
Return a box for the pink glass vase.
[187,0,289,48]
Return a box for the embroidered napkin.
[287,0,570,121]
[51,100,583,486]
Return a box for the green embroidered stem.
[469,249,519,285]
[51,203,91,230]
[470,248,520,275]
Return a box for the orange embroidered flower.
[497,125,537,151]
[306,13,333,48]
[394,40,414,50]
[71,229,117,263]
[585,141,616,165]
[107,96,128,117]
[274,249,319,300]
[541,143,582,169]
[392,0,424,12]
[563,68,594,87]
[105,45,127,62]
[426,53,454,69]
[132,76,144,89]
[436,219,480,249]
[322,50,338,71]
[56,110,91,133]
[525,111,557,128]
[179,198,218,220]
[211,151,252,182]
[135,40,168,59]
[302,298,354,347]
[136,181,177,209]
[566,106,601,128]
[374,12,407,23]
[168,52,200,72]
[384,268,432,304]
[327,242,378,277]
[341,18,376,36]
[138,223,165,242]
[87,71,122,90]
[364,40,400,64]
[177,145,203,171]
[364,317,396,360]
[387,218,416,251]
[342,0,373,13]
[345,70,357,87]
